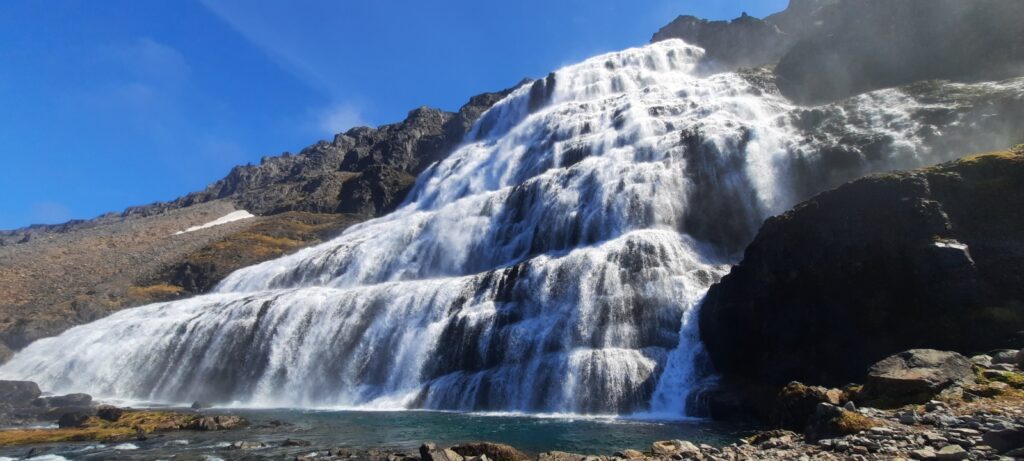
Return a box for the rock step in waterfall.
[2,39,1022,417]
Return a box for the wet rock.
[231,440,266,449]
[651,440,700,457]
[57,411,91,428]
[282,438,312,447]
[451,442,529,461]
[864,350,975,405]
[194,415,247,431]
[190,400,211,410]
[0,381,41,404]
[96,405,124,422]
[32,393,92,409]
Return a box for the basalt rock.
[653,0,1024,103]
[700,148,1024,405]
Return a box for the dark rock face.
[653,0,1024,103]
[651,13,793,71]
[863,350,976,404]
[700,147,1024,394]
[775,0,1024,104]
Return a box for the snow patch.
[175,210,254,235]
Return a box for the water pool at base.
[0,408,755,460]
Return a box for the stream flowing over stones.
[2,39,1021,417]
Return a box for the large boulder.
[863,350,975,405]
[700,149,1024,396]
[450,443,528,461]
[651,440,701,457]
[0,381,41,404]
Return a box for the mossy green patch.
[0,411,201,447]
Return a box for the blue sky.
[0,0,787,229]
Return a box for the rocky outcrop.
[700,147,1024,398]
[653,0,1024,103]
[124,86,521,219]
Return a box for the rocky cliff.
[700,146,1024,399]
[653,0,1024,103]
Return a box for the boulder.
[194,415,247,431]
[613,449,644,459]
[970,355,993,367]
[863,350,975,405]
[772,381,846,430]
[281,438,312,447]
[804,403,879,441]
[190,400,212,410]
[231,440,266,450]
[57,411,91,428]
[982,427,1024,453]
[0,380,41,404]
[451,442,528,461]
[935,444,968,461]
[96,405,124,422]
[422,447,464,461]
[536,452,586,461]
[650,440,700,457]
[990,349,1019,365]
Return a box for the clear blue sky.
[0,0,787,229]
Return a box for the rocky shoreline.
[0,347,1021,460]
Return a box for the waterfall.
[2,39,1021,416]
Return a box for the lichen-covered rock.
[772,382,847,430]
[451,442,528,461]
[864,350,976,405]
[804,403,879,441]
[651,439,700,457]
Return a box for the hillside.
[0,86,518,357]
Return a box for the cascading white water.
[3,39,1021,416]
